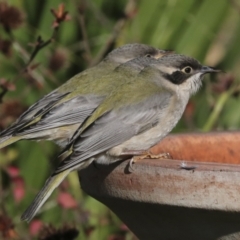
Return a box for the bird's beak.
[201,66,221,74]
[156,50,175,59]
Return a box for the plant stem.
[202,86,239,132]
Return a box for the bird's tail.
[0,135,21,149]
[21,169,70,222]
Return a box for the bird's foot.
[128,151,172,172]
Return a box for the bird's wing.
[0,91,69,137]
[54,91,172,173]
[14,95,104,136]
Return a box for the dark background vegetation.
[0,0,240,239]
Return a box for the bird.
[0,43,171,149]
[21,53,220,222]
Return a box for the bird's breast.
[108,93,189,157]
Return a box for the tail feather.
[21,170,70,222]
[0,135,20,149]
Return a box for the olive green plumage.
[21,53,220,222]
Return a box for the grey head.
[114,55,160,73]
[147,54,220,95]
[105,43,172,64]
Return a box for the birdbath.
[79,132,240,240]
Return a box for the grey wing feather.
[15,95,104,136]
[17,91,69,122]
[0,91,69,137]
[54,92,172,173]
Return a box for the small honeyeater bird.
[0,44,171,148]
[21,54,220,222]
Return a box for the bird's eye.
[182,66,193,74]
[145,54,152,58]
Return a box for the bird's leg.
[120,150,172,171]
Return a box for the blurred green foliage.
[0,0,240,239]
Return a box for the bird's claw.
[128,157,135,172]
[128,152,172,172]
